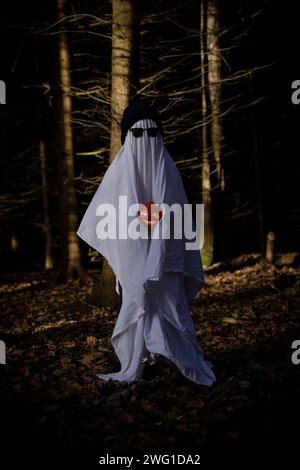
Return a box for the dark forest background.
[1,1,300,466]
[1,0,299,281]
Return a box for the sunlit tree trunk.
[266,231,275,264]
[56,0,82,281]
[207,0,224,261]
[200,0,223,265]
[89,0,139,307]
[200,0,213,266]
[39,140,53,270]
[110,0,139,159]
[207,0,224,190]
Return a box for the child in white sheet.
[77,98,216,386]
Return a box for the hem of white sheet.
[96,307,216,387]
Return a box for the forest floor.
[0,253,300,468]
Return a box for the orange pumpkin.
[137,201,163,226]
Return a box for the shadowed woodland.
[0,0,300,466]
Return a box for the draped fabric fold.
[77,119,215,386]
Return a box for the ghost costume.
[77,111,215,386]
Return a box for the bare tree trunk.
[266,231,275,264]
[200,0,223,265]
[56,0,82,281]
[39,140,53,270]
[11,230,19,253]
[200,0,214,266]
[110,0,139,160]
[207,0,224,190]
[207,0,224,261]
[88,0,139,307]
